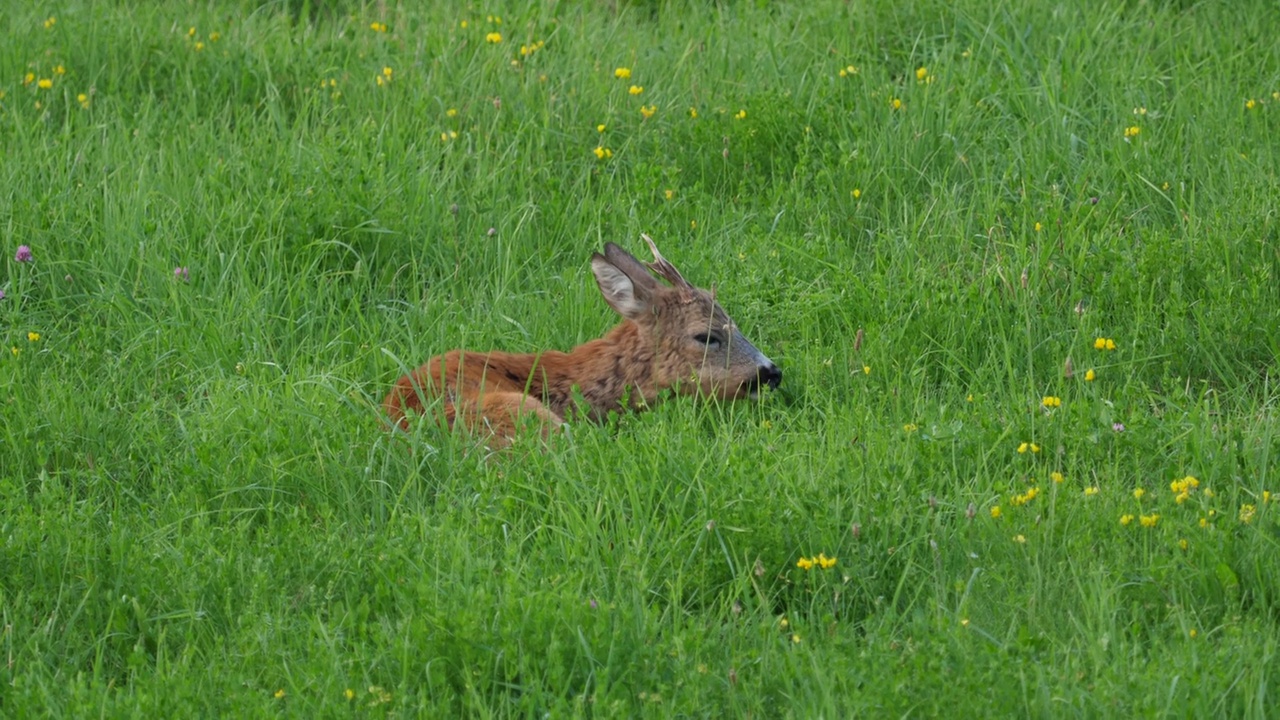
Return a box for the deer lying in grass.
[383,235,782,445]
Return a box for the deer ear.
[592,254,650,319]
[602,243,660,286]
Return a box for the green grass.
[3,0,1280,715]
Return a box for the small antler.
[640,233,692,289]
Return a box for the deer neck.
[540,321,655,419]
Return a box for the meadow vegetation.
[2,0,1280,715]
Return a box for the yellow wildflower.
[1034,222,1042,232]
[44,16,57,29]
[1124,126,1140,138]
[194,41,205,51]
[664,189,675,200]
[37,78,53,89]
[77,93,89,109]
[903,423,918,433]
[1133,487,1145,500]
[27,332,40,342]
[629,85,644,95]
[1085,486,1099,496]
[990,505,1002,519]
[1240,504,1256,524]
[345,689,355,700]
[1139,514,1159,528]
[734,109,746,120]
[593,146,612,160]
[1178,539,1189,550]
[817,553,837,569]
[1042,396,1061,408]
[1013,534,1026,544]
[1050,471,1065,484]
[274,689,285,699]
[1017,442,1029,454]
[485,32,502,43]
[1246,99,1258,110]
[689,107,698,119]
[1120,514,1134,526]
[596,123,605,132]
[915,66,928,81]
[54,65,66,76]
[862,365,871,375]
[614,67,631,79]
[852,188,861,199]
[368,686,392,705]
[890,97,902,110]
[370,22,388,33]
[640,104,656,119]
[23,73,35,85]
[209,31,221,42]
[796,556,814,570]
[1094,337,1116,351]
[1085,368,1096,381]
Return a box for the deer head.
[590,236,781,400]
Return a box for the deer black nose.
[758,363,782,389]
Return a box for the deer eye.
[693,333,722,350]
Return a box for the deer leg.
[466,392,564,445]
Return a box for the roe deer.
[383,234,781,444]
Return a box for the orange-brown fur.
[383,238,780,445]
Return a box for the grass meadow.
[3,0,1280,715]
